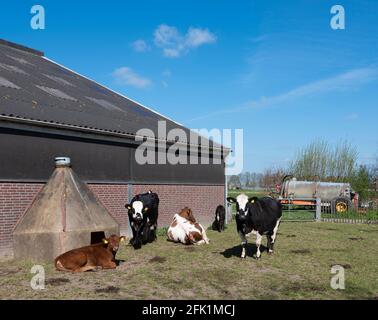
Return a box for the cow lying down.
[167,207,210,245]
[54,235,125,272]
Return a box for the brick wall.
[0,183,43,256]
[132,184,225,227]
[0,182,224,257]
[88,184,129,235]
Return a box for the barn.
[0,39,228,257]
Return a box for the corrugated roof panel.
[43,74,73,86]
[0,63,28,75]
[6,54,34,66]
[0,39,225,149]
[36,85,77,101]
[85,96,125,113]
[0,76,20,89]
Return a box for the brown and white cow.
[167,207,209,245]
[54,235,125,272]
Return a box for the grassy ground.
[1,221,377,300]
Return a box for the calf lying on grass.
[167,207,210,245]
[54,235,125,272]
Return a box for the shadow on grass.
[115,259,125,266]
[220,243,268,258]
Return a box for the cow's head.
[125,200,149,222]
[227,194,257,218]
[102,235,126,253]
[179,207,196,223]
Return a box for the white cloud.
[185,27,217,48]
[188,66,378,121]
[112,67,152,88]
[131,40,149,52]
[153,24,216,58]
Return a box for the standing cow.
[125,191,159,249]
[212,205,226,232]
[227,194,282,259]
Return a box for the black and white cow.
[227,194,282,259]
[125,191,159,249]
[212,205,226,232]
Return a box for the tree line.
[227,139,378,201]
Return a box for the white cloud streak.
[188,66,378,121]
[112,67,152,88]
[154,24,216,58]
[131,40,149,52]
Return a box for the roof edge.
[0,39,44,56]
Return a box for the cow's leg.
[149,223,157,242]
[73,265,97,273]
[269,218,281,253]
[238,231,247,259]
[267,234,274,254]
[129,223,137,245]
[255,232,262,259]
[142,224,150,244]
[102,261,117,269]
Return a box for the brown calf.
[54,235,125,272]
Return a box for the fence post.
[316,197,321,222]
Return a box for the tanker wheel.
[332,197,350,214]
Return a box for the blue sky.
[1,0,377,172]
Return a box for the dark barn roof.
[0,39,224,152]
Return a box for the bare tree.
[259,167,286,190]
[289,139,358,182]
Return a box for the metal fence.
[280,198,318,222]
[226,198,378,224]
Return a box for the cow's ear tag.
[125,204,132,210]
[120,237,125,242]
[102,239,109,244]
[144,207,149,212]
[250,199,255,203]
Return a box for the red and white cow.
[167,207,210,245]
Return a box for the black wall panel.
[0,127,225,185]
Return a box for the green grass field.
[0,221,377,300]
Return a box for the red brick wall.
[132,185,225,227]
[0,182,224,256]
[88,184,129,234]
[0,183,43,255]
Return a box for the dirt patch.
[290,249,311,254]
[323,228,337,231]
[349,237,364,241]
[149,256,167,263]
[95,286,120,294]
[45,278,70,286]
[286,234,296,238]
[0,267,22,276]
